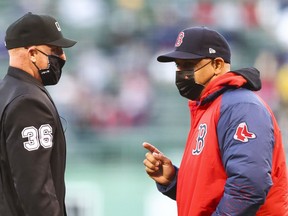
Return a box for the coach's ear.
[213,57,226,76]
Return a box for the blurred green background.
[1,0,288,215]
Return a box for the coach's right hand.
[143,142,176,186]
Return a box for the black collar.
[7,66,43,87]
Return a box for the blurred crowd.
[1,0,288,141]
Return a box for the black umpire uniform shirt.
[0,67,67,216]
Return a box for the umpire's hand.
[143,142,176,186]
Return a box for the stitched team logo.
[175,32,184,47]
[192,123,207,155]
[234,122,256,142]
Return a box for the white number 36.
[21,124,53,151]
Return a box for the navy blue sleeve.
[214,89,273,215]
[156,166,178,200]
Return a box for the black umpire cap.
[5,12,76,49]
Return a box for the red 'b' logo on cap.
[175,32,184,47]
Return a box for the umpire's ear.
[27,46,37,62]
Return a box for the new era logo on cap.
[209,48,216,54]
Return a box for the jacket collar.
[7,66,44,88]
[189,67,262,107]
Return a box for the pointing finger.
[142,142,161,154]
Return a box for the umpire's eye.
[49,46,64,56]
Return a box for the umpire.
[0,12,76,215]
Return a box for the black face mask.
[175,70,204,100]
[33,49,66,86]
[175,60,213,100]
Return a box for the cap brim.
[157,51,204,62]
[47,37,77,48]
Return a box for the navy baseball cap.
[5,12,76,49]
[157,26,231,63]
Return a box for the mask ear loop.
[32,48,51,71]
[35,48,49,57]
[194,60,213,73]
[194,59,214,86]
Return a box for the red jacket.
[157,68,288,215]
